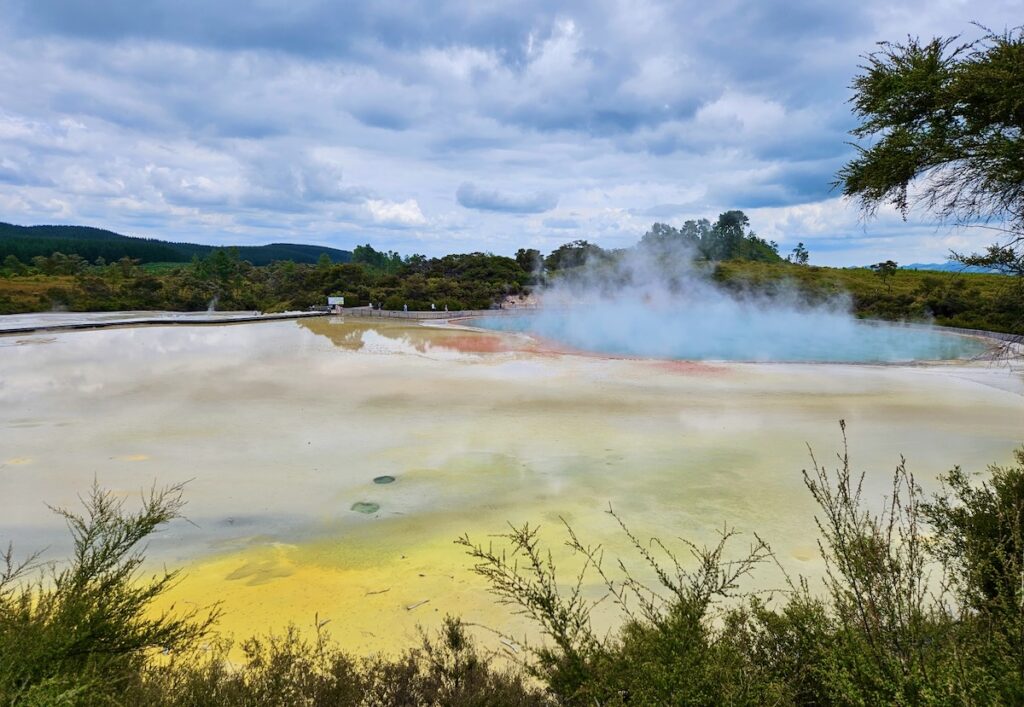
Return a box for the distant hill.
[901,261,1005,275]
[0,222,352,266]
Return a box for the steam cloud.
[483,246,983,363]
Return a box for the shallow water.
[474,309,990,362]
[0,316,1021,653]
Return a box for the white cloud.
[365,198,427,226]
[695,92,788,135]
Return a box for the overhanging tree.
[837,27,1024,275]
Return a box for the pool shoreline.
[2,308,1018,365]
[455,313,1015,365]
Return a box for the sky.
[0,0,1020,265]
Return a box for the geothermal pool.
[474,309,990,363]
[1,316,1021,653]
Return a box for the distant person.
[403,303,408,312]
[431,303,436,311]
[444,304,448,312]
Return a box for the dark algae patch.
[373,475,396,485]
[351,501,380,514]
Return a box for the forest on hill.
[1,210,1021,335]
[0,222,352,266]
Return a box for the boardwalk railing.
[342,307,528,320]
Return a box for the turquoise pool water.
[473,308,990,363]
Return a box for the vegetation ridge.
[0,222,353,266]
[4,214,1020,335]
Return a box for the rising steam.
[483,245,985,363]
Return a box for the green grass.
[714,260,1023,334]
[139,262,188,275]
[0,275,75,314]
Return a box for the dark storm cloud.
[0,161,53,187]
[4,0,555,60]
[457,183,558,214]
[707,158,849,210]
[350,106,414,131]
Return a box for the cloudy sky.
[0,1,1019,265]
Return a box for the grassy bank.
[713,261,1022,334]
[0,275,77,314]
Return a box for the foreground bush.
[2,425,1023,705]
[129,618,542,706]
[0,486,542,706]
[0,483,217,704]
[458,423,1024,705]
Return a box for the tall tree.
[544,240,606,271]
[707,210,749,260]
[515,248,542,273]
[640,223,699,256]
[871,260,899,292]
[837,28,1024,274]
[789,242,810,265]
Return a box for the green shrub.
[4,427,1024,704]
[0,485,544,706]
[0,483,217,705]
[458,423,1024,705]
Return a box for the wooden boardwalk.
[0,311,328,336]
[0,307,528,336]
